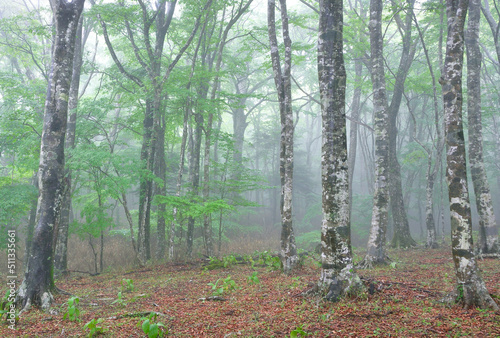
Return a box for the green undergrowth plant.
[208,275,239,296]
[290,324,308,337]
[138,312,167,338]
[63,296,80,322]
[111,291,126,307]
[121,278,134,292]
[0,291,17,323]
[247,271,260,285]
[203,253,249,270]
[255,251,282,271]
[84,318,107,337]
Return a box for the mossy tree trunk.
[54,13,85,274]
[16,0,85,312]
[316,0,364,300]
[441,0,498,310]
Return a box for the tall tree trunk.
[23,173,39,274]
[16,0,85,312]
[359,0,390,268]
[466,0,499,255]
[440,0,498,310]
[413,11,445,249]
[424,155,438,248]
[388,0,417,249]
[137,100,155,263]
[186,113,203,258]
[54,13,84,274]
[268,0,298,274]
[169,96,191,260]
[316,0,364,300]
[348,57,363,222]
[202,112,214,257]
[155,109,167,260]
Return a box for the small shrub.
[138,312,167,338]
[207,275,239,296]
[111,291,126,307]
[63,296,80,322]
[121,278,134,292]
[247,271,260,285]
[84,318,107,337]
[290,324,308,337]
[0,290,18,323]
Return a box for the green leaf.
[142,319,150,334]
[148,323,159,338]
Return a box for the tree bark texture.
[16,0,85,312]
[425,155,439,248]
[387,0,417,249]
[186,112,203,258]
[154,110,167,260]
[413,13,445,249]
[317,0,364,300]
[23,173,39,274]
[348,58,363,223]
[137,100,155,263]
[268,0,298,274]
[441,0,498,310]
[54,13,84,274]
[360,0,390,268]
[465,0,498,255]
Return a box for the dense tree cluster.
[0,0,498,311]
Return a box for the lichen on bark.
[359,0,390,269]
[313,0,364,299]
[441,0,498,310]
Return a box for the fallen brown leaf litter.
[2,247,499,337]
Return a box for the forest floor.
[1,246,499,337]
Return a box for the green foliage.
[111,292,126,307]
[290,324,308,337]
[247,271,260,285]
[296,230,321,252]
[207,275,239,297]
[204,254,245,270]
[154,195,235,221]
[0,177,36,247]
[351,194,373,246]
[138,312,167,338]
[84,318,108,337]
[295,199,321,233]
[121,278,134,292]
[0,291,17,323]
[63,296,81,322]
[255,251,282,271]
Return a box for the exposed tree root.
[357,255,390,270]
[16,281,55,315]
[441,282,499,311]
[302,269,365,302]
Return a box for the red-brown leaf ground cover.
[2,246,499,337]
